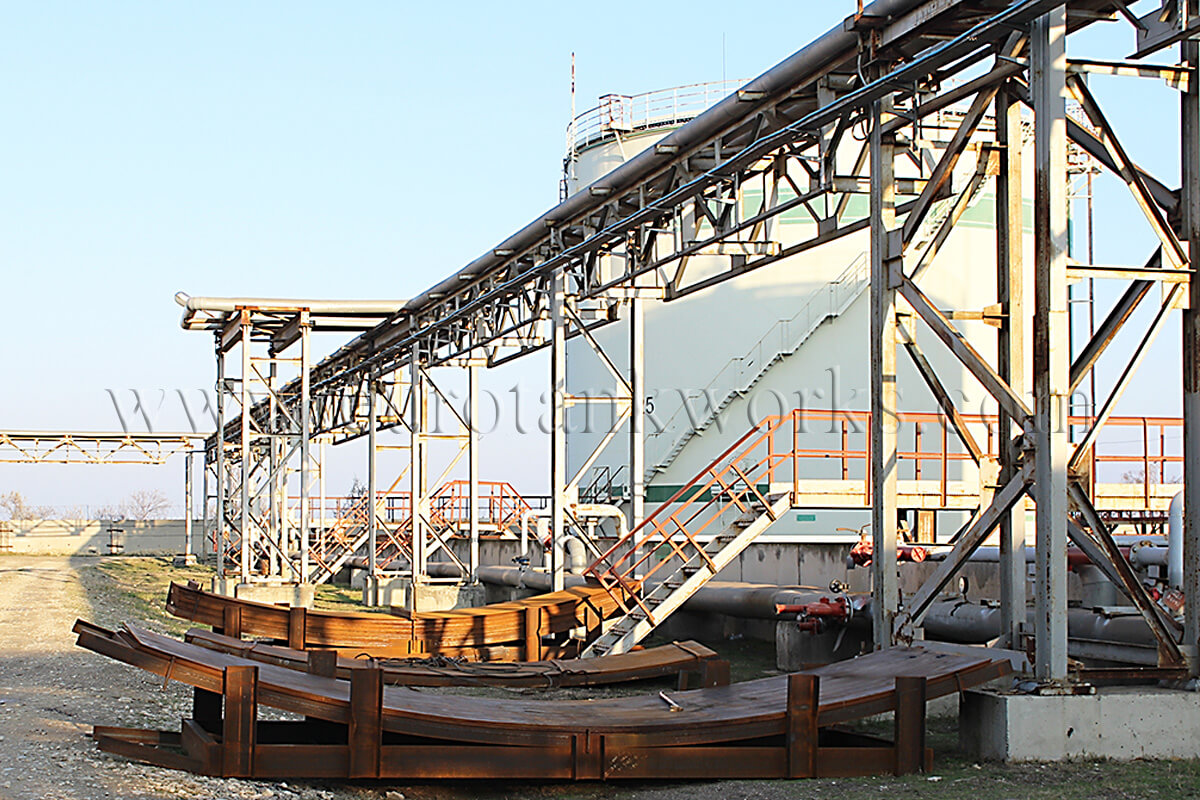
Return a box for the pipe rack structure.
[0,431,199,465]
[186,0,1200,686]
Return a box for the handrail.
[649,250,871,476]
[566,80,747,155]
[584,408,1184,611]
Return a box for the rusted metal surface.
[75,620,1007,780]
[184,627,721,688]
[168,581,625,659]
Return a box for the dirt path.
[0,557,348,800]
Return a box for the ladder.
[580,414,796,657]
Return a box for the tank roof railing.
[566,80,747,156]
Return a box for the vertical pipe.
[367,380,378,603]
[184,451,194,558]
[997,85,1027,650]
[550,268,568,592]
[1182,0,1200,674]
[239,311,252,585]
[411,363,428,601]
[1032,5,1070,683]
[201,450,209,560]
[268,357,281,580]
[215,337,225,581]
[299,314,311,584]
[318,438,326,565]
[869,83,899,650]
[468,363,480,584]
[629,295,646,579]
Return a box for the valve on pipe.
[776,595,850,634]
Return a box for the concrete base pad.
[961,686,1200,761]
[363,577,486,612]
[210,579,315,609]
[775,620,872,671]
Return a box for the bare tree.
[0,491,53,521]
[122,489,172,521]
[96,503,127,522]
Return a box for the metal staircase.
[306,480,534,584]
[580,413,797,657]
[306,481,409,586]
[648,251,869,478]
[646,176,986,481]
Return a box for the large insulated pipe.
[174,293,404,315]
[434,565,1167,658]
[553,535,589,575]
[323,0,936,361]
[519,508,546,558]
[1169,491,1184,589]
[897,599,1164,652]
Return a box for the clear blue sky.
[0,1,1186,512]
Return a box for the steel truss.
[194,0,1200,681]
[0,431,198,465]
[186,302,391,587]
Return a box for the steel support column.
[1182,0,1200,673]
[184,449,194,558]
[550,268,569,593]
[367,380,378,598]
[870,85,900,650]
[410,362,429,600]
[1031,5,1070,683]
[200,449,209,561]
[468,363,480,584]
[239,312,252,584]
[629,296,646,579]
[215,341,226,581]
[997,84,1028,650]
[299,312,311,583]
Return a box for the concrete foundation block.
[775,620,870,671]
[229,582,315,609]
[363,578,486,612]
[961,686,1200,761]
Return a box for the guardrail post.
[349,665,383,779]
[287,606,307,650]
[786,673,819,778]
[222,665,257,778]
[893,676,927,775]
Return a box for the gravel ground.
[4,555,1200,800]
